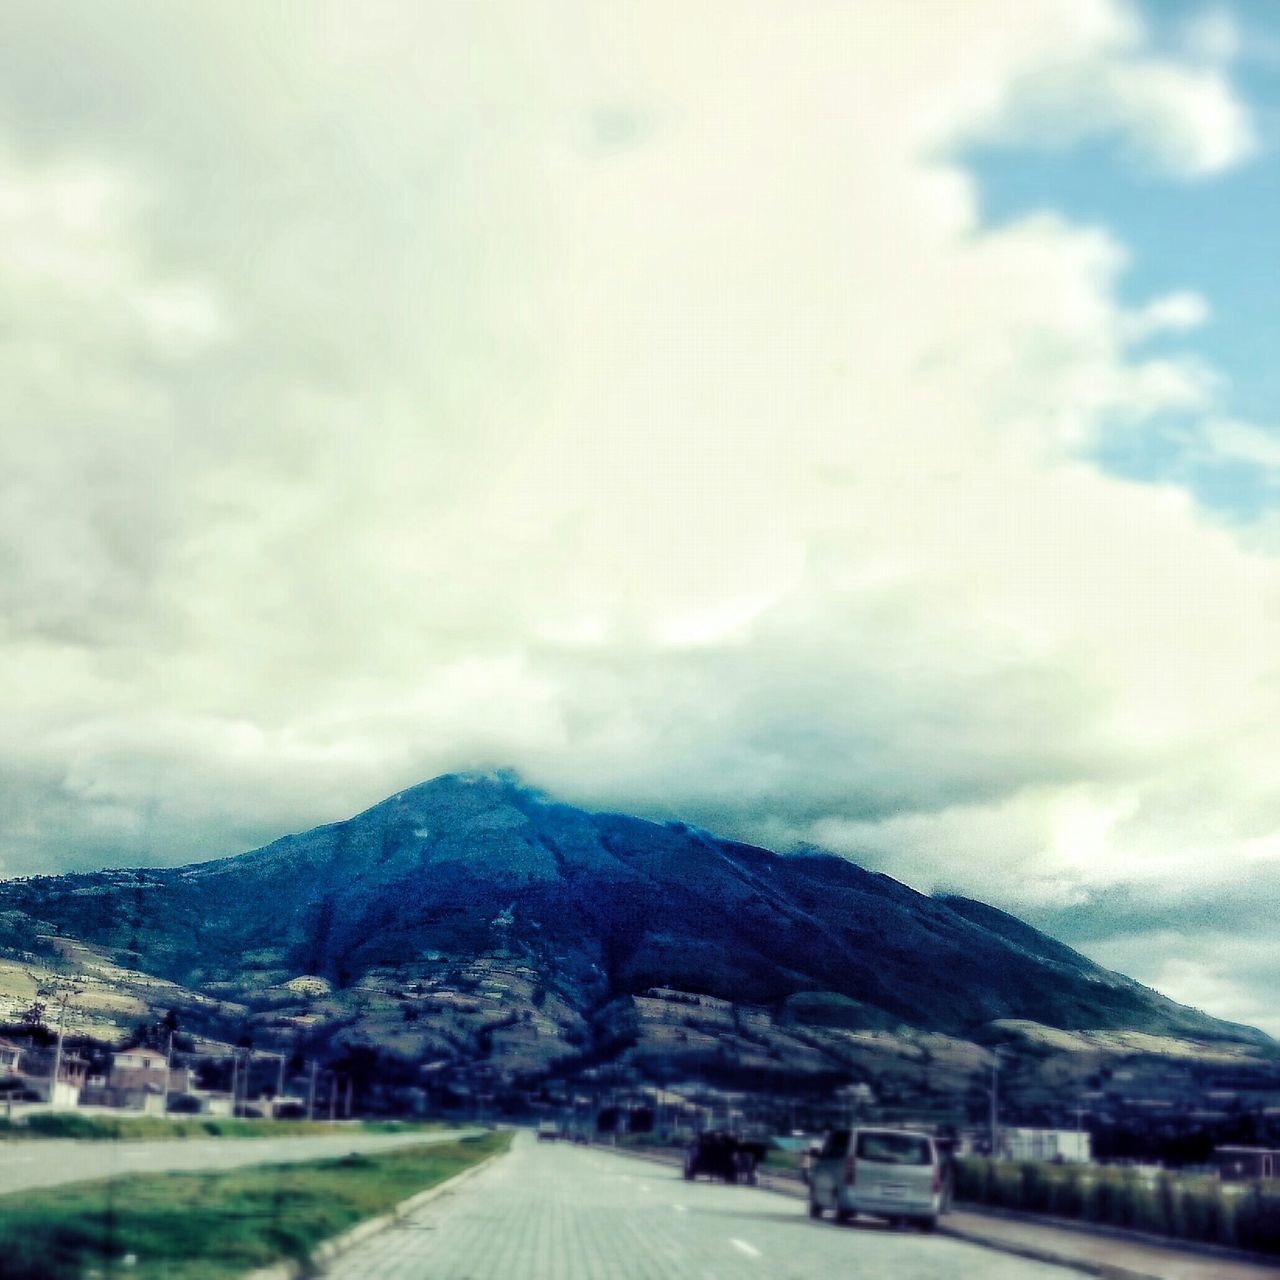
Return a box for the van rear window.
[856,1132,931,1165]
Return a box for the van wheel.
[808,1196,823,1219]
[834,1207,853,1223]
[917,1216,937,1233]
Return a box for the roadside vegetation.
[0,1113,441,1141]
[0,1129,510,1279]
[956,1157,1280,1255]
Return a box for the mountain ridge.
[1,770,1267,1058]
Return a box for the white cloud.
[947,1,1255,177]
[1089,933,1280,1039]
[0,1,1274,1027]
[1180,9,1242,65]
[1125,290,1210,340]
[1203,419,1280,470]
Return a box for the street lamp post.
[48,996,70,1111]
[162,1029,173,1114]
[989,1048,1008,1159]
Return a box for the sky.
[1,1,1278,1035]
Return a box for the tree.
[18,1000,47,1031]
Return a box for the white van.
[807,1127,944,1231]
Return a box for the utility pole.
[1073,1102,1088,1160]
[276,1054,287,1107]
[345,1074,353,1119]
[48,994,70,1111]
[162,1029,174,1113]
[230,1053,239,1117]
[329,1073,338,1123]
[242,1047,253,1114]
[989,1047,1007,1159]
[307,1060,318,1121]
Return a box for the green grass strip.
[0,1130,511,1279]
[0,1113,445,1142]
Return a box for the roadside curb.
[955,1203,1280,1271]
[600,1145,1163,1280]
[240,1145,507,1279]
[935,1223,1162,1280]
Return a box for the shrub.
[1233,1185,1280,1254]
[954,1158,1279,1256]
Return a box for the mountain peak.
[0,776,1267,1059]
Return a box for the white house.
[1004,1127,1091,1164]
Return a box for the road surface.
[0,1128,478,1196]
[325,1132,1070,1279]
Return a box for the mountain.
[0,768,1264,1080]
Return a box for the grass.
[0,1130,511,1279]
[760,1147,803,1173]
[0,1113,444,1142]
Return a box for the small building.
[75,1048,193,1110]
[1004,1127,1091,1164]
[108,1048,191,1097]
[111,1047,169,1078]
[1213,1146,1280,1182]
[20,1050,88,1108]
[0,1038,26,1110]
[0,1038,22,1073]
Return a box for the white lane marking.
[729,1238,761,1258]
[640,1183,651,1192]
[672,1203,687,1213]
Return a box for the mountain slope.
[1,771,1265,1055]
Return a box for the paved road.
[0,1129,478,1197]
[325,1132,1070,1279]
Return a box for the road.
[0,1128,478,1197]
[324,1132,1070,1279]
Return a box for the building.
[110,1047,170,1080]
[76,1047,193,1111]
[1004,1127,1091,1164]
[0,1038,25,1108]
[0,1038,22,1074]
[17,1047,88,1108]
[1213,1146,1280,1182]
[109,1047,192,1110]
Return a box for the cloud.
[949,1,1255,176]
[1179,9,1243,66]
[1085,931,1280,1039]
[0,1,1275,1028]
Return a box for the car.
[683,1131,766,1184]
[536,1120,559,1142]
[807,1127,945,1231]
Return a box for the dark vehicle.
[683,1131,767,1184]
[537,1120,559,1142]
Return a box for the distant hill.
[1,771,1265,1068]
